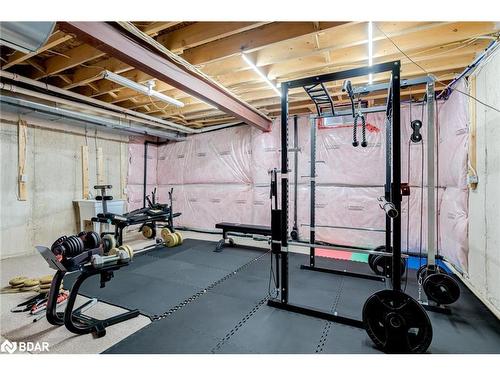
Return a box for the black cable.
[435,100,441,260]
[374,23,500,113]
[361,114,367,147]
[352,113,359,147]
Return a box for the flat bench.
[214,222,271,252]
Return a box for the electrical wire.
[147,96,171,112]
[374,23,500,113]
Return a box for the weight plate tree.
[414,79,461,310]
[267,61,433,354]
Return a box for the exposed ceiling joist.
[85,22,493,107]
[181,21,350,65]
[31,43,106,80]
[59,22,272,131]
[140,22,182,36]
[1,30,73,70]
[157,22,270,54]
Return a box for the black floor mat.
[95,246,500,354]
[64,239,267,317]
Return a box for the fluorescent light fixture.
[368,21,373,84]
[102,70,184,108]
[241,53,281,97]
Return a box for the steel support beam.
[60,22,272,132]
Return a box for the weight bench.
[214,222,271,252]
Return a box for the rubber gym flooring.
[65,239,500,354]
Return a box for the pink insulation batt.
[127,84,470,271]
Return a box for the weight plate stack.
[173,232,183,245]
[160,228,172,242]
[164,233,178,248]
[362,289,433,353]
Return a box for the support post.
[292,115,299,238]
[309,117,317,267]
[280,83,289,304]
[96,147,104,185]
[391,62,402,291]
[17,119,28,201]
[143,141,148,209]
[426,80,436,267]
[468,76,478,190]
[81,145,89,199]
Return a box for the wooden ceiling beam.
[93,29,489,108]
[150,63,459,120]
[131,50,476,117]
[200,22,439,76]
[67,22,270,92]
[1,30,73,70]
[77,21,490,103]
[157,22,270,54]
[60,21,271,131]
[30,43,106,80]
[181,21,350,65]
[140,22,182,36]
[199,21,496,79]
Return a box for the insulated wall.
[128,91,470,271]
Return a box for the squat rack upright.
[269,60,404,326]
[297,75,438,283]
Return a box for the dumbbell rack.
[43,248,139,338]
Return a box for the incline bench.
[214,222,271,252]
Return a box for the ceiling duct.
[0,22,55,53]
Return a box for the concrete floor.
[0,229,281,354]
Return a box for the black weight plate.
[372,255,406,277]
[86,231,100,249]
[362,289,433,353]
[416,264,443,282]
[416,264,427,281]
[51,235,67,253]
[368,245,386,273]
[423,273,460,305]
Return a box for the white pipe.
[1,94,182,140]
[1,72,250,135]
[0,82,183,136]
[0,71,199,133]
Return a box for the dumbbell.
[51,235,85,258]
[91,245,133,269]
[78,231,101,250]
